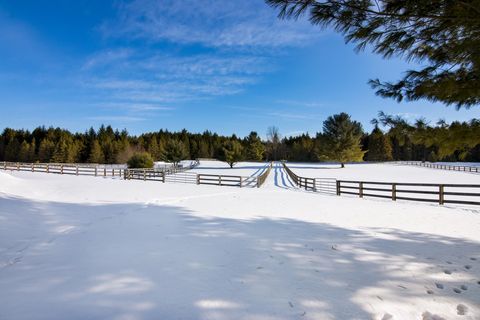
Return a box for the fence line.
[255,162,273,187]
[282,162,480,206]
[395,161,480,173]
[124,161,272,188]
[1,161,125,177]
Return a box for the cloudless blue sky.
[1,0,479,138]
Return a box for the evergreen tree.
[18,141,30,162]
[221,140,244,168]
[38,138,55,162]
[88,140,104,163]
[267,0,480,108]
[162,140,188,167]
[127,152,154,168]
[365,127,393,161]
[319,113,365,167]
[246,132,265,161]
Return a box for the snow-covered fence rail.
[1,161,125,177]
[337,181,480,206]
[396,161,480,173]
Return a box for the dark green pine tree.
[220,140,244,168]
[246,132,265,161]
[365,126,393,161]
[88,140,104,163]
[319,113,365,167]
[162,140,188,167]
[266,0,480,108]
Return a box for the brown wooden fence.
[282,162,480,205]
[337,181,480,206]
[255,162,273,187]
[397,161,480,173]
[1,161,125,177]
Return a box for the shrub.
[127,152,154,168]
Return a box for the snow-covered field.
[1,162,479,320]
[286,162,480,183]
[189,160,270,177]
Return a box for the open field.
[1,162,479,320]
[188,160,270,177]
[286,162,480,184]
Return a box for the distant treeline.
[1,112,479,164]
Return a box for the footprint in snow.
[288,301,294,308]
[426,290,434,294]
[446,261,453,264]
[470,257,477,261]
[381,313,393,320]
[457,304,468,315]
[435,283,444,289]
[460,285,467,291]
[422,311,446,320]
[453,288,462,294]
[464,265,472,270]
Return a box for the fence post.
[143,169,146,181]
[336,180,341,196]
[240,177,243,188]
[359,182,363,198]
[61,165,64,174]
[17,162,20,171]
[95,167,97,176]
[31,163,34,172]
[3,162,6,170]
[46,164,49,173]
[196,174,200,185]
[219,176,222,186]
[439,185,444,205]
[392,183,397,201]
[104,168,106,177]
[76,165,79,176]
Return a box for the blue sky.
[1,0,479,138]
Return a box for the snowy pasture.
[0,162,479,320]
[189,160,270,177]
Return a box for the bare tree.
[267,126,281,161]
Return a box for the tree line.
[1,112,479,167]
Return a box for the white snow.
[286,162,480,184]
[190,160,269,177]
[1,162,479,320]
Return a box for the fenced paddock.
[282,162,480,205]
[124,161,272,188]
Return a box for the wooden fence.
[255,162,273,187]
[397,161,480,173]
[337,181,480,206]
[1,161,125,177]
[282,162,480,205]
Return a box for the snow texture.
[0,162,479,320]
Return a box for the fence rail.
[396,161,480,173]
[255,162,273,187]
[1,161,125,177]
[282,161,480,205]
[337,180,480,206]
